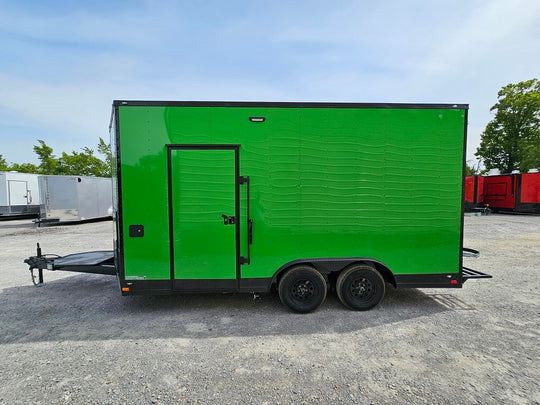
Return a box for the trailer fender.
[272,258,396,288]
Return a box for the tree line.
[0,138,112,177]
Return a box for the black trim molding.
[114,100,468,110]
[120,278,273,295]
[166,144,242,290]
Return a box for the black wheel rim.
[291,279,315,301]
[349,277,375,301]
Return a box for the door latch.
[221,214,235,225]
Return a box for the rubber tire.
[336,264,385,311]
[278,265,327,313]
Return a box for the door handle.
[221,214,235,225]
[239,175,252,266]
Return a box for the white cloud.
[420,0,540,77]
[0,73,112,139]
[0,0,539,164]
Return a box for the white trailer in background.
[0,172,40,217]
[37,175,112,224]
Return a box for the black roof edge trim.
[112,100,469,110]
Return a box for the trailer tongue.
[24,244,115,285]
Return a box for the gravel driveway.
[0,214,538,404]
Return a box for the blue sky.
[1,0,539,165]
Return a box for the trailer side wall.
[114,103,466,289]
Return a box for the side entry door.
[8,180,30,207]
[169,145,239,290]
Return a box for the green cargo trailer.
[25,101,491,312]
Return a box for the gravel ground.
[0,215,538,404]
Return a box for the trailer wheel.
[278,265,327,313]
[336,264,385,310]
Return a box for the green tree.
[0,154,8,171]
[8,162,39,173]
[26,139,112,176]
[0,155,38,173]
[33,139,58,174]
[475,79,540,173]
[97,137,112,175]
[57,147,110,177]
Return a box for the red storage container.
[464,175,484,211]
[484,172,540,213]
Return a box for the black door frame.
[166,144,242,291]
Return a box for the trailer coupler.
[24,243,59,285]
